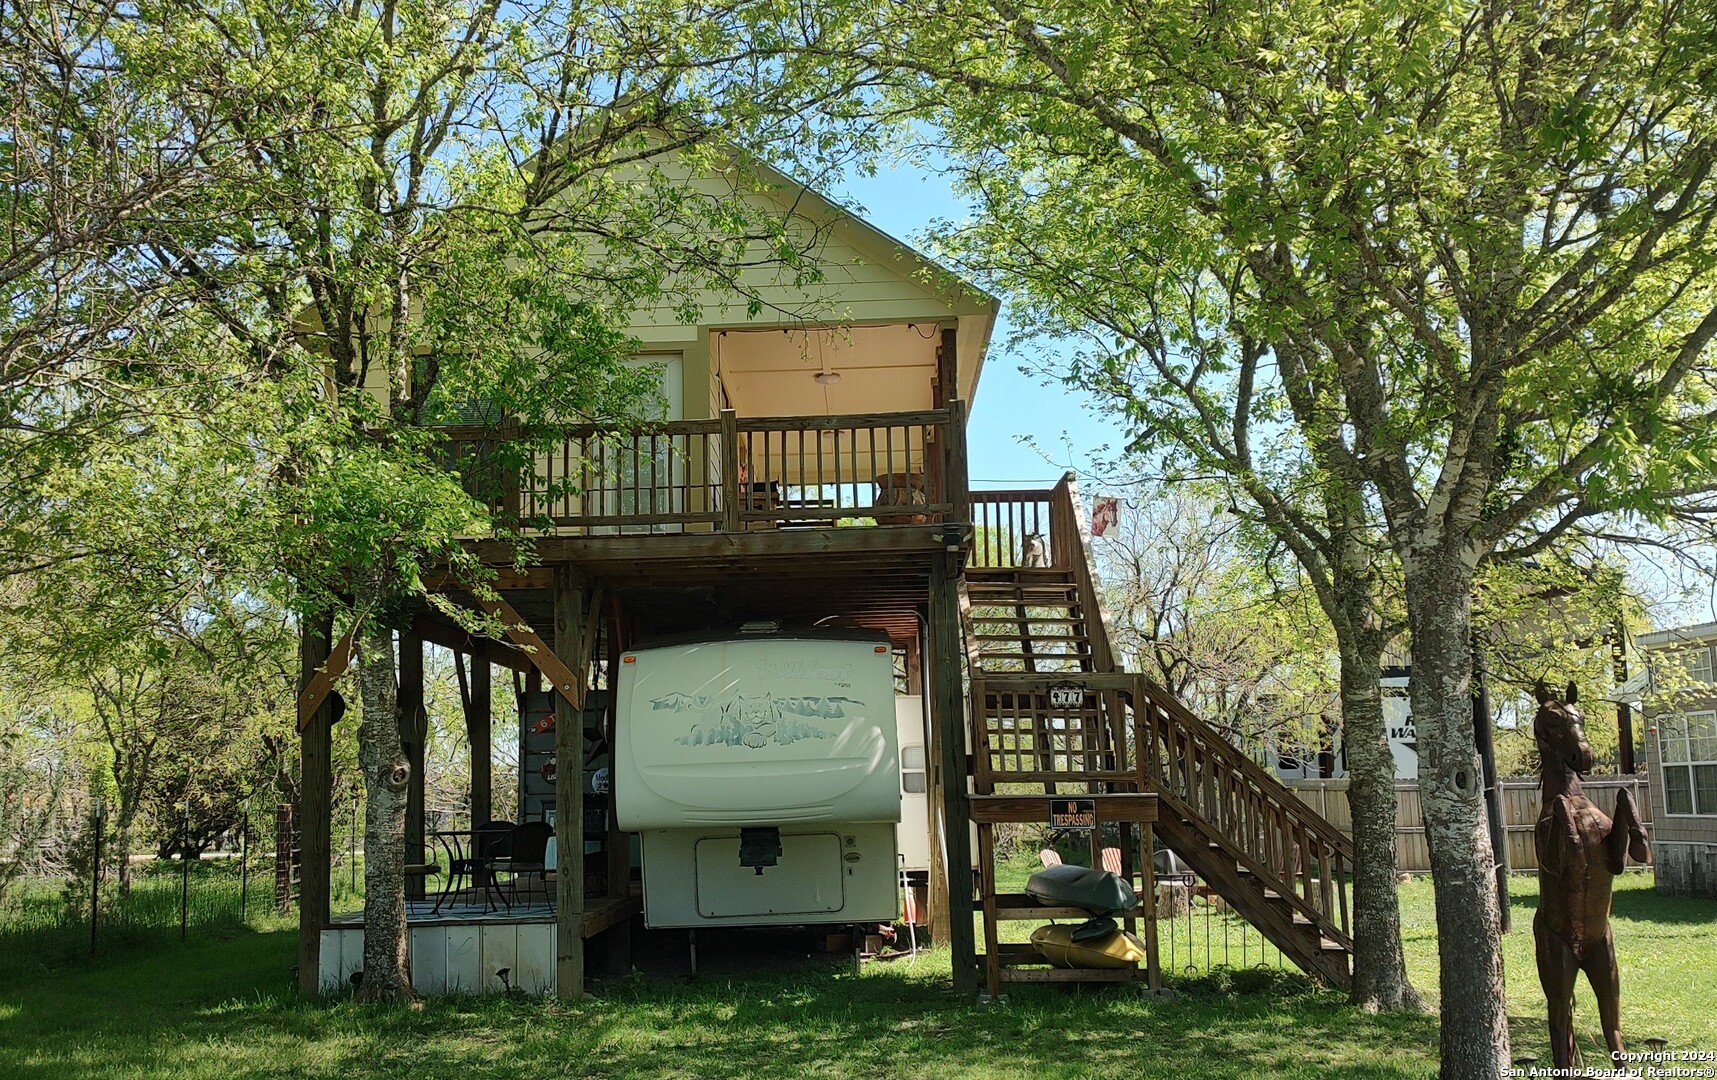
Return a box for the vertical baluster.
[1337,853,1349,935]
[884,424,895,514]
[1301,821,1313,906]
[866,425,877,515]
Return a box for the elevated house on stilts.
[293,148,1356,1000]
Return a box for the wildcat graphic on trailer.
[613,630,903,928]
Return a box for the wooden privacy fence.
[1280,776,1655,872]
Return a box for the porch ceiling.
[714,324,940,418]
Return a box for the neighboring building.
[1272,662,1417,782]
[1636,621,1717,899]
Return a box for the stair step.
[968,563,1071,573]
[969,615,1085,622]
[968,586,1078,594]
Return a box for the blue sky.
[831,159,1716,625]
[829,164,1114,490]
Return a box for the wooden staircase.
[964,481,1354,992]
[965,567,1096,675]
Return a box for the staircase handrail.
[1049,473,1126,674]
[1128,673,1355,857]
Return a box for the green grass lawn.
[0,872,1709,1079]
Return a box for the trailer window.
[901,745,926,794]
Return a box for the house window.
[1659,712,1717,815]
[1689,646,1715,684]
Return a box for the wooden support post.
[1141,818,1161,991]
[935,325,958,408]
[720,408,740,533]
[399,628,427,900]
[946,398,969,526]
[602,602,632,975]
[554,568,589,999]
[297,614,335,996]
[921,615,951,945]
[978,822,1000,1000]
[930,551,977,996]
[464,646,493,827]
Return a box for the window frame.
[1659,709,1717,817]
[1690,646,1715,685]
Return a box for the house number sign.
[1048,684,1083,708]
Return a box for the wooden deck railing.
[1132,676,1353,946]
[438,403,967,536]
[969,490,1055,568]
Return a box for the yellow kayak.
[1030,923,1146,969]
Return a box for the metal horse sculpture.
[1532,680,1651,1069]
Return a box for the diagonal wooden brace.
[297,627,356,732]
[475,593,597,713]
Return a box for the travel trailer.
[614,629,903,928]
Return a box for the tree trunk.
[1338,633,1427,1013]
[1406,554,1508,1078]
[353,574,415,1003]
[111,820,134,895]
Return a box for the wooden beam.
[921,612,951,945]
[461,522,951,566]
[946,398,970,526]
[460,646,493,828]
[553,569,592,999]
[413,611,533,673]
[935,325,958,408]
[579,894,639,939]
[601,598,631,975]
[720,409,740,533]
[966,793,1158,823]
[930,551,977,996]
[421,566,557,592]
[473,594,584,711]
[296,626,355,732]
[399,628,427,901]
[297,614,335,995]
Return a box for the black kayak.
[1024,864,1140,916]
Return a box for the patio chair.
[1103,845,1203,904]
[433,819,515,913]
[1039,848,1062,868]
[492,821,553,907]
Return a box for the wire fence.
[0,802,289,977]
[1152,872,1296,980]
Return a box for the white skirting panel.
[318,922,558,995]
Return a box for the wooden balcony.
[440,403,969,538]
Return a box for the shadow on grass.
[0,927,1441,1080]
[1610,882,1717,925]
